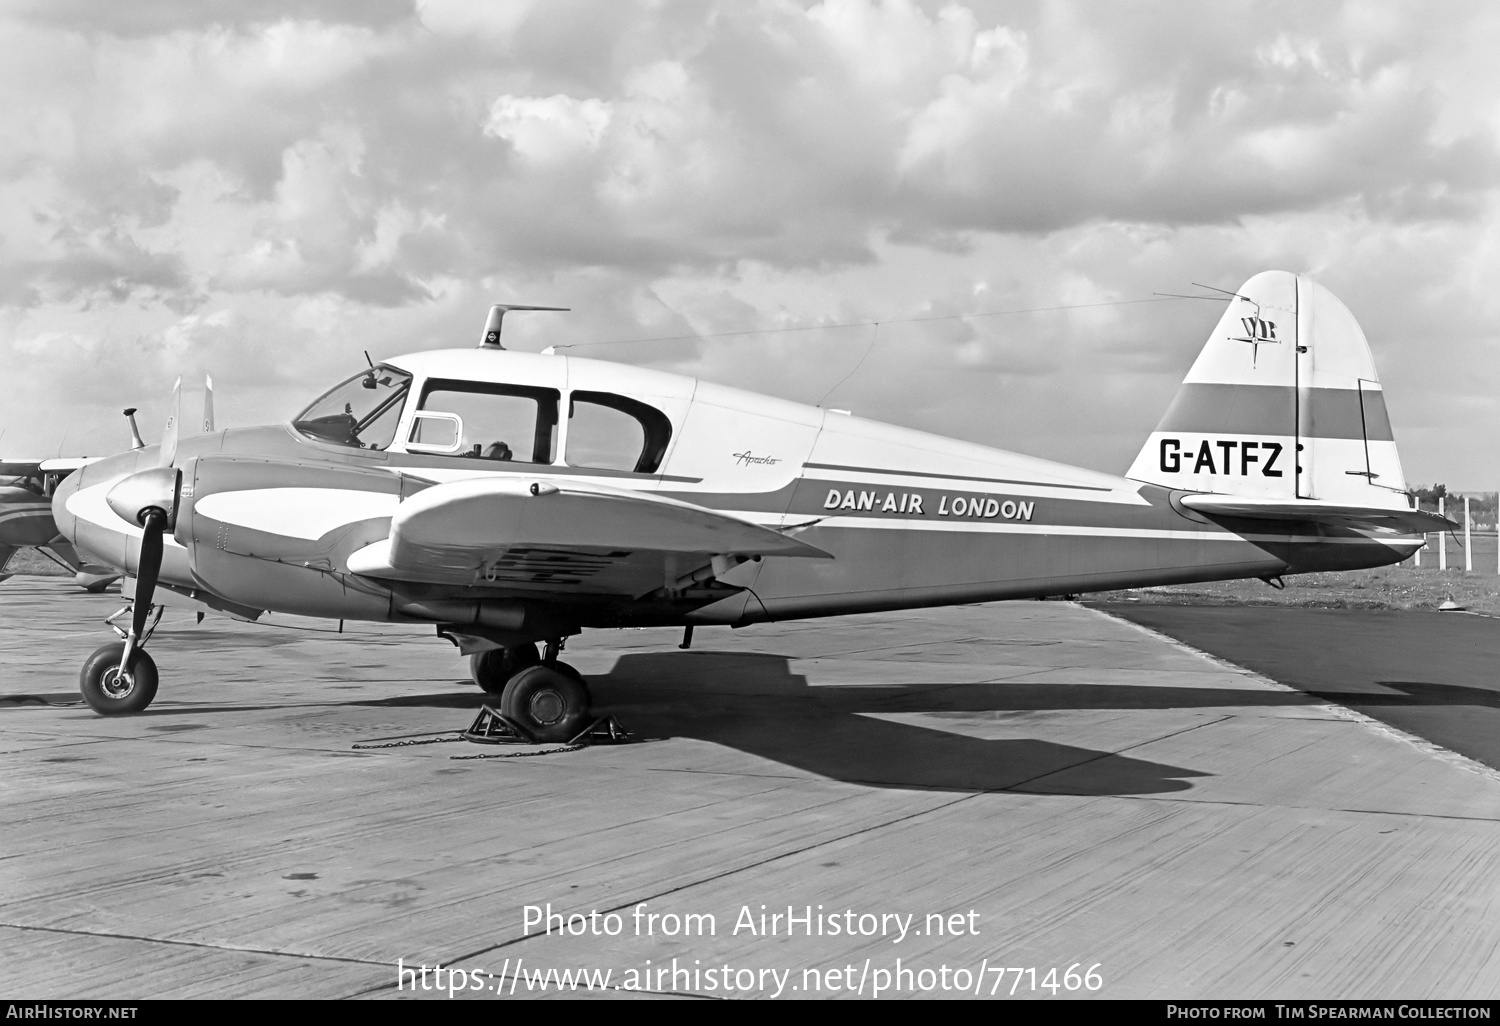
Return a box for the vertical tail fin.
[1128,271,1409,510]
[201,375,215,434]
[160,377,182,468]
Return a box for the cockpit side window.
[292,366,412,450]
[414,379,559,464]
[565,392,672,474]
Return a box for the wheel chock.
[567,714,633,745]
[461,704,538,745]
[460,705,635,747]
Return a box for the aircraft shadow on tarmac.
[1,650,1320,795]
[1352,681,1500,708]
[583,650,1240,796]
[14,649,1414,796]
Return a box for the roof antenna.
[479,304,570,350]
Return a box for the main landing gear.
[469,639,591,742]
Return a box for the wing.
[37,457,102,473]
[1179,495,1456,535]
[346,475,829,596]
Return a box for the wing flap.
[1179,494,1455,534]
[346,475,828,590]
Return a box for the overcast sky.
[3,0,1498,490]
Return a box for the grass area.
[3,550,70,576]
[1090,565,1500,613]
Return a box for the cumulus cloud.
[2,0,1499,487]
[8,0,416,36]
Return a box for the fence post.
[1439,497,1447,570]
[1465,495,1472,572]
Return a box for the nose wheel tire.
[80,642,159,716]
[500,665,591,743]
[470,643,541,694]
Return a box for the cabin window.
[292,366,412,450]
[565,391,672,474]
[410,379,559,463]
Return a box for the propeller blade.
[106,466,180,678]
[129,509,166,641]
[201,375,214,434]
[160,377,181,468]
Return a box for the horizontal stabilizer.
[347,476,830,592]
[1179,495,1456,535]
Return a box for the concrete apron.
[1,577,1497,999]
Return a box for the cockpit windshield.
[292,366,412,449]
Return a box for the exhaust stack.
[123,408,145,450]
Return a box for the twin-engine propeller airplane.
[1,456,120,591]
[52,272,1451,736]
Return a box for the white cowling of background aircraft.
[52,272,1451,737]
[0,457,119,591]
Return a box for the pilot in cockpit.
[460,440,513,460]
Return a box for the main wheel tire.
[469,644,540,694]
[79,642,158,716]
[500,665,591,743]
[546,659,584,682]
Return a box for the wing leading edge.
[346,475,829,594]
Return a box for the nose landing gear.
[80,639,159,715]
[80,600,164,715]
[81,468,179,716]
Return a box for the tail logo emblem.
[1230,317,1280,366]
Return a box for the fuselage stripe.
[800,462,1116,492]
[0,508,52,525]
[719,510,1419,545]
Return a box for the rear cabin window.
[411,379,559,463]
[565,392,672,474]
